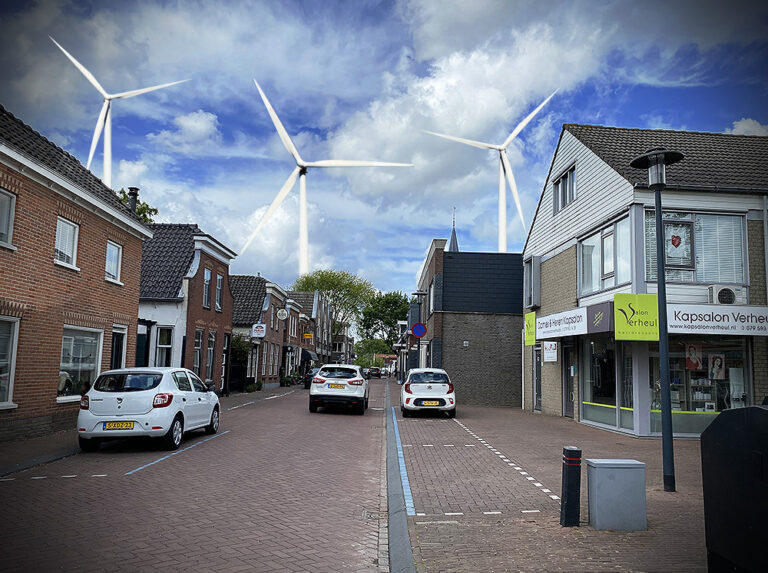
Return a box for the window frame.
[58,324,103,403]
[0,316,20,408]
[662,219,695,271]
[54,216,80,270]
[215,274,223,312]
[155,327,173,367]
[578,215,631,298]
[553,164,576,214]
[601,229,615,280]
[203,268,212,309]
[206,331,216,381]
[193,329,204,376]
[105,240,123,284]
[0,187,17,249]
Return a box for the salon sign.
[536,308,588,339]
[668,304,768,336]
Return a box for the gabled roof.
[0,104,146,225]
[564,124,768,191]
[229,275,268,325]
[140,224,200,300]
[288,291,317,318]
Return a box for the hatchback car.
[77,367,220,452]
[369,367,381,378]
[309,364,369,414]
[401,368,456,418]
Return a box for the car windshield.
[409,372,449,384]
[94,373,163,392]
[320,367,358,379]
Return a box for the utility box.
[701,406,767,573]
[586,459,647,531]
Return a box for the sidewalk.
[0,384,304,477]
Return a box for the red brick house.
[0,105,152,440]
[137,224,236,392]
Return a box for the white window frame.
[262,341,267,376]
[110,324,128,370]
[206,331,216,381]
[216,274,223,312]
[0,187,17,250]
[553,165,576,214]
[57,324,103,403]
[105,240,123,285]
[155,327,174,367]
[194,329,204,376]
[0,316,20,409]
[579,216,631,297]
[54,216,80,271]
[203,268,212,308]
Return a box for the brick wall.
[0,163,144,441]
[441,312,523,407]
[256,296,286,386]
[747,220,768,404]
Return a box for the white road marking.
[416,520,459,525]
[0,478,15,481]
[526,477,535,481]
[522,510,541,514]
[542,489,551,493]
[91,474,107,477]
[31,476,46,480]
[513,466,521,470]
[465,444,476,447]
[371,407,385,410]
[227,401,255,411]
[443,444,454,447]
[501,458,510,462]
[483,511,502,515]
[445,512,464,516]
[62,475,77,478]
[550,495,560,500]
[416,512,426,516]
[534,483,543,487]
[403,444,413,447]
[520,471,528,475]
[423,444,434,447]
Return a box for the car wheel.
[365,397,369,410]
[164,415,184,450]
[205,407,219,434]
[309,401,318,413]
[447,408,456,418]
[401,407,410,418]
[78,436,100,452]
[357,401,366,415]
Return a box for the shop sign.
[587,301,614,334]
[543,341,558,362]
[667,304,768,336]
[251,323,266,338]
[303,333,313,339]
[524,312,536,346]
[614,294,659,340]
[536,308,588,339]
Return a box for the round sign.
[277,308,288,320]
[412,322,427,338]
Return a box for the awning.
[301,349,319,362]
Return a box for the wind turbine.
[241,79,412,276]
[424,90,557,252]
[50,37,188,189]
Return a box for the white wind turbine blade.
[112,79,190,100]
[253,80,303,165]
[50,37,108,98]
[304,160,413,168]
[87,100,110,170]
[240,166,301,255]
[502,89,558,149]
[423,130,497,150]
[501,151,526,229]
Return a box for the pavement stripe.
[227,401,255,411]
[391,408,415,516]
[483,511,502,515]
[522,510,541,513]
[124,431,230,476]
[445,512,463,516]
[91,474,107,477]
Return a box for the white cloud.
[726,118,768,136]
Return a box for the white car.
[401,368,456,418]
[309,364,369,415]
[77,367,220,452]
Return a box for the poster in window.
[708,353,725,380]
[665,223,692,266]
[685,344,704,371]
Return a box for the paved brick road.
[1,382,389,572]
[392,380,706,572]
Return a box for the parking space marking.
[522,510,541,514]
[124,430,230,476]
[31,476,46,480]
[483,511,502,515]
[91,474,107,477]
[445,512,463,516]
[62,475,77,478]
[0,478,14,481]
[227,401,255,411]
[264,390,295,401]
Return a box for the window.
[333,342,343,353]
[59,327,102,397]
[156,327,173,367]
[203,269,211,308]
[645,211,744,284]
[55,217,79,267]
[221,334,229,387]
[553,165,576,214]
[580,217,631,296]
[0,317,19,404]
[428,282,434,315]
[105,241,122,282]
[0,188,16,246]
[523,257,541,308]
[262,342,267,375]
[206,331,216,380]
[194,330,203,376]
[216,274,223,311]
[173,371,192,391]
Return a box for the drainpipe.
[521,328,525,409]
[128,186,139,213]
[763,195,768,304]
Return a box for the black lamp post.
[630,147,685,493]
[412,290,428,368]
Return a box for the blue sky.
[1,0,766,294]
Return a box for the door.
[188,371,212,427]
[110,329,125,370]
[562,344,575,418]
[172,371,196,424]
[533,346,542,411]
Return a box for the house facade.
[523,124,768,436]
[0,105,152,440]
[289,290,320,374]
[138,224,236,392]
[332,324,354,364]
[229,274,267,391]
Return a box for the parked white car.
[309,364,369,415]
[77,367,220,452]
[401,368,456,418]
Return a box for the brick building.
[229,274,267,391]
[523,124,768,436]
[288,290,320,374]
[0,105,152,440]
[137,224,236,392]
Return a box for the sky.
[1,0,767,295]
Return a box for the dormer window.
[553,165,576,214]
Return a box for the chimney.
[128,187,139,213]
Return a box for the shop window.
[0,188,16,247]
[59,326,102,397]
[580,216,631,296]
[55,217,79,268]
[553,165,576,214]
[645,211,744,284]
[0,317,19,404]
[581,338,617,425]
[194,330,203,376]
[156,327,173,367]
[203,269,211,308]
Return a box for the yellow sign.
[303,333,313,339]
[614,294,659,340]
[524,312,536,346]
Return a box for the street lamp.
[630,147,685,493]
[412,290,428,368]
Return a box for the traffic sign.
[412,322,427,338]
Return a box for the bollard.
[560,446,581,527]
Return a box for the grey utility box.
[586,459,647,531]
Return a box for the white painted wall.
[139,296,187,368]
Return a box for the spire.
[447,206,459,252]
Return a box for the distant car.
[369,367,381,378]
[309,364,369,415]
[401,368,456,418]
[303,367,320,384]
[77,367,220,452]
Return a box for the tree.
[292,270,375,336]
[118,188,159,224]
[360,291,410,346]
[353,338,392,368]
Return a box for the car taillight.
[404,382,412,394]
[80,395,89,410]
[312,377,325,384]
[446,383,454,394]
[348,378,363,386]
[153,393,174,407]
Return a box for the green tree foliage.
[353,338,392,368]
[292,270,375,336]
[360,291,410,346]
[118,188,159,224]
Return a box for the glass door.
[562,343,575,418]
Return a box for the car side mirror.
[206,383,216,392]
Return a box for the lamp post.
[630,147,685,493]
[412,290,428,368]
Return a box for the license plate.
[421,400,439,406]
[104,421,134,430]
[328,384,345,389]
